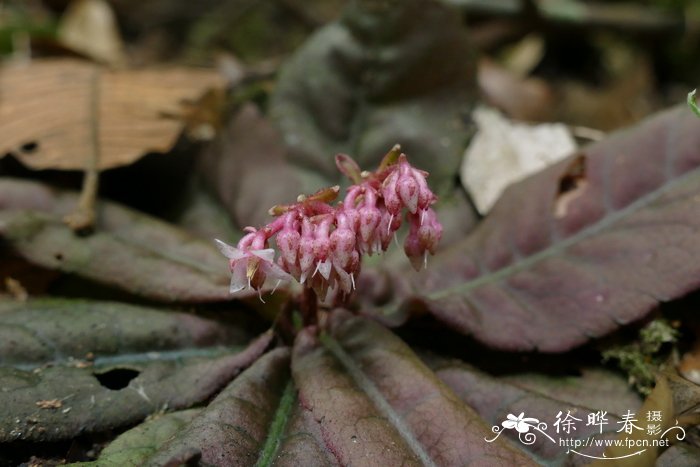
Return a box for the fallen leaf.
[0,298,272,442]
[3,276,28,301]
[291,310,534,465]
[0,178,234,302]
[665,372,700,420]
[553,154,587,219]
[57,0,127,66]
[0,59,225,171]
[477,57,555,122]
[591,377,675,467]
[398,105,700,351]
[35,399,62,410]
[269,0,476,197]
[460,106,577,213]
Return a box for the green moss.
[602,319,678,395]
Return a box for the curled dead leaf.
[554,154,587,218]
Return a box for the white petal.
[251,248,275,263]
[229,261,248,293]
[262,261,293,282]
[215,239,246,261]
[317,259,332,280]
[334,267,352,295]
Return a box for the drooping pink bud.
[298,218,316,283]
[397,176,419,214]
[312,216,333,262]
[330,213,356,269]
[417,208,442,254]
[358,188,381,244]
[381,170,402,215]
[403,231,424,272]
[275,212,300,267]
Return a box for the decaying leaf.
[292,310,534,466]
[269,0,476,196]
[477,57,555,122]
[399,105,700,352]
[0,299,271,442]
[460,106,577,214]
[0,178,235,302]
[35,399,62,410]
[553,154,587,219]
[0,59,225,171]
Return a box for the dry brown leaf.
[35,399,62,410]
[3,277,28,302]
[58,0,127,66]
[0,59,226,170]
[477,57,555,122]
[592,377,675,467]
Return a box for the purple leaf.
[291,309,534,466]
[199,103,302,230]
[0,178,239,302]
[402,106,700,351]
[138,348,339,466]
[657,443,700,467]
[502,368,642,419]
[431,358,633,464]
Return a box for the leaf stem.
[64,68,101,233]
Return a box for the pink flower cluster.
[216,147,442,304]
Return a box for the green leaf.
[0,299,272,442]
[72,409,202,467]
[0,178,236,302]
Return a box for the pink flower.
[215,239,291,299]
[215,147,442,306]
[404,207,442,270]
